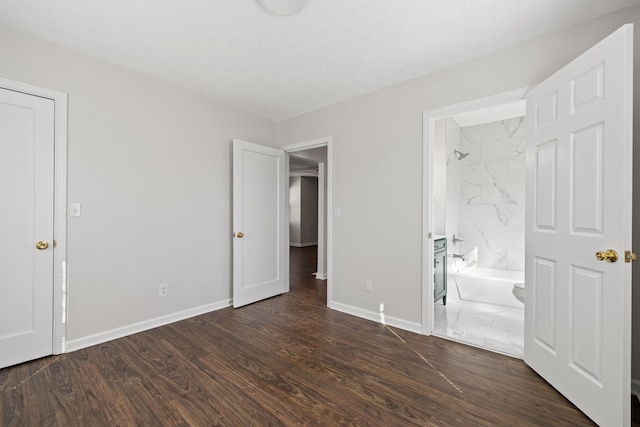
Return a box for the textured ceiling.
[0,0,638,120]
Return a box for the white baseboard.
[64,299,231,352]
[632,378,640,403]
[328,301,422,335]
[313,272,327,280]
[290,242,318,248]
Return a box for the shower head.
[454,150,469,160]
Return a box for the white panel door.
[0,88,55,368]
[525,25,633,427]
[233,139,287,308]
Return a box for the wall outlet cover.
[159,283,169,297]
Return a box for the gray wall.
[278,5,640,381]
[0,27,277,343]
[300,177,319,245]
[289,176,318,247]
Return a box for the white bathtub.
[449,267,525,309]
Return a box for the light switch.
[69,203,81,218]
[334,207,341,218]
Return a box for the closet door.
[0,87,55,368]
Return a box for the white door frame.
[316,162,326,279]
[421,87,529,335]
[280,137,333,304]
[0,76,68,354]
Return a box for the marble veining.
[433,275,524,358]
[446,116,526,271]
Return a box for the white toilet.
[512,282,525,303]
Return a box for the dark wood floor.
[1,245,639,426]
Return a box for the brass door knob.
[35,241,49,250]
[236,232,244,238]
[595,249,618,263]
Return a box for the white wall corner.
[64,299,231,352]
[632,378,640,403]
[328,301,422,335]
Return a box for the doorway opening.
[434,103,526,357]
[281,138,332,305]
[422,88,529,358]
[424,26,634,425]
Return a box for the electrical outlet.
[159,283,169,297]
[365,280,373,292]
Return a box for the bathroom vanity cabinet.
[434,237,447,305]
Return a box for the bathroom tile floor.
[432,281,524,358]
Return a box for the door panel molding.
[232,139,287,308]
[524,24,633,426]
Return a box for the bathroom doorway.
[422,88,528,357]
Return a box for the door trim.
[0,76,68,354]
[280,137,333,305]
[421,87,530,335]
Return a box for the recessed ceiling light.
[257,0,304,16]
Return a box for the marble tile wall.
[446,116,526,272]
[444,117,461,254]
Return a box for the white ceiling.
[0,0,637,120]
[290,154,319,176]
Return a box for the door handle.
[35,241,49,250]
[235,232,244,238]
[595,249,618,263]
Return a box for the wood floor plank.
[1,246,638,426]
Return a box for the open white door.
[0,87,55,368]
[525,24,633,427]
[232,139,287,308]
